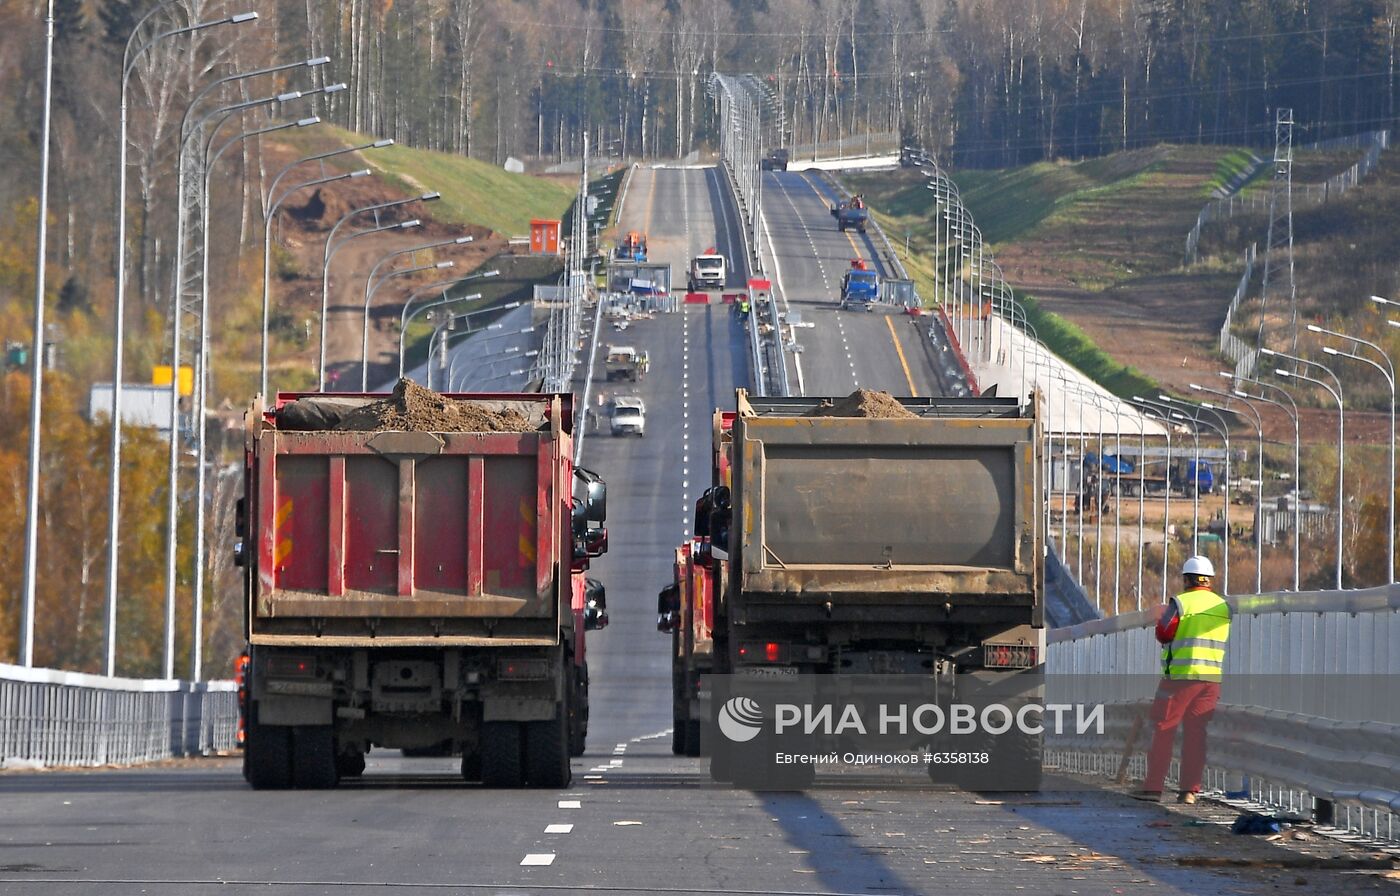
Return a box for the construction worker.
[1134,555,1231,804]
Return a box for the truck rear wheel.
[480,721,524,787]
[524,708,571,788]
[245,714,292,790]
[336,750,366,778]
[290,726,338,790]
[460,749,482,781]
[709,748,734,783]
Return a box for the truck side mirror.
[584,578,609,631]
[708,486,732,552]
[586,577,606,609]
[575,467,606,523]
[656,583,681,633]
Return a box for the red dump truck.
[661,390,1045,789]
[237,385,608,789]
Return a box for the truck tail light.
[266,654,316,678]
[739,642,786,663]
[983,643,1037,669]
[497,658,551,681]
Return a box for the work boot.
[1177,791,1198,805]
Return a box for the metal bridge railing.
[0,663,238,769]
[1046,585,1400,845]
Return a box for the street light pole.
[1134,399,1176,600]
[361,261,457,388]
[1193,382,1265,593]
[19,0,55,667]
[1275,366,1345,589]
[165,93,329,680]
[359,236,473,389]
[1321,343,1394,584]
[181,115,321,680]
[1227,372,1302,590]
[446,327,539,388]
[1164,396,1233,595]
[106,6,257,678]
[319,193,440,387]
[397,273,504,377]
[318,218,423,389]
[1312,322,1396,584]
[261,168,371,396]
[405,297,512,380]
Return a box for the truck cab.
[688,251,727,292]
[832,196,869,232]
[605,346,642,382]
[615,231,648,262]
[840,260,880,309]
[760,148,789,171]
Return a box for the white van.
[610,397,646,437]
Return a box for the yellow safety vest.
[1162,589,1230,681]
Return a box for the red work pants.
[1142,679,1220,794]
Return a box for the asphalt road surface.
[758,170,953,398]
[0,166,1387,896]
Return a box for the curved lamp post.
[261,167,372,396]
[104,4,257,677]
[446,327,539,389]
[396,277,505,376]
[359,236,473,388]
[361,261,457,389]
[1226,372,1302,590]
[1163,395,1233,595]
[1193,382,1265,594]
[319,192,440,386]
[1312,323,1395,584]
[1274,365,1345,589]
[1132,399,1176,600]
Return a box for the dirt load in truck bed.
[804,389,917,419]
[276,379,540,433]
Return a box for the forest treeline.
[0,0,1397,675]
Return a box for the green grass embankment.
[288,126,575,237]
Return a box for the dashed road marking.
[545,824,574,834]
[520,854,556,866]
[558,800,581,809]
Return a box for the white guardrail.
[717,157,785,397]
[1047,585,1400,844]
[1,663,238,769]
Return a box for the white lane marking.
[559,800,581,809]
[585,774,604,780]
[545,824,574,834]
[590,765,611,772]
[521,853,556,866]
[609,759,624,767]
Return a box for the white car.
[610,398,646,437]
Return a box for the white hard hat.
[1182,555,1215,577]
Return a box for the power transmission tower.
[1255,108,1297,356]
